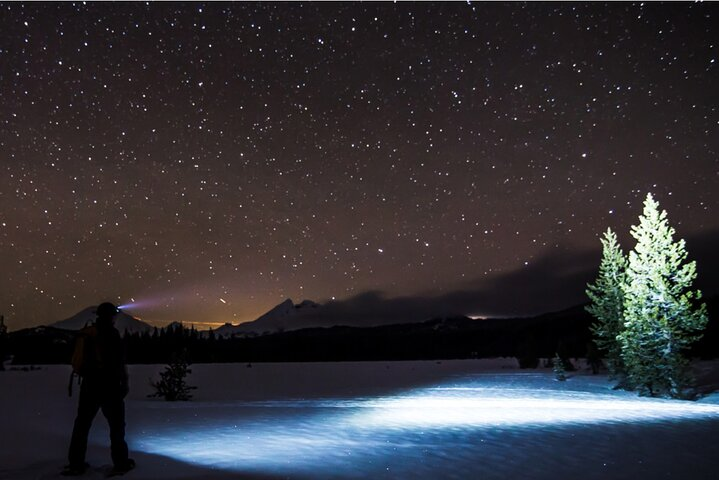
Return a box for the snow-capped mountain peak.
[214,299,322,337]
[51,306,153,335]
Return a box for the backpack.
[68,325,100,396]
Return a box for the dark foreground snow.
[1,360,718,479]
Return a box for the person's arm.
[119,332,129,397]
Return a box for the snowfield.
[2,359,719,479]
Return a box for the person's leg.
[101,397,129,466]
[68,385,100,467]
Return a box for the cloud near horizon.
[311,229,719,325]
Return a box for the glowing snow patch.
[135,376,719,476]
[139,423,375,474]
[353,387,719,428]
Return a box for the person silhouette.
[63,302,135,476]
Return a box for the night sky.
[1,2,717,330]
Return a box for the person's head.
[96,302,118,328]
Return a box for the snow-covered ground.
[2,359,719,479]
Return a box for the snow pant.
[68,382,129,467]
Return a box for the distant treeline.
[5,298,719,366]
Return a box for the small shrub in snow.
[149,352,197,401]
[553,354,567,381]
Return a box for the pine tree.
[553,353,567,381]
[586,228,627,378]
[619,193,708,397]
[148,351,197,401]
[585,342,603,374]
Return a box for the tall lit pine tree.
[586,228,627,379]
[619,193,707,397]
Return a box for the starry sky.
[1,2,718,330]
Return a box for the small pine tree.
[585,342,603,374]
[586,228,627,378]
[148,352,197,401]
[553,353,567,381]
[554,340,576,372]
[619,193,708,397]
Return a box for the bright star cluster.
[1,3,717,328]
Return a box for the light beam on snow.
[352,387,719,428]
[135,375,719,476]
